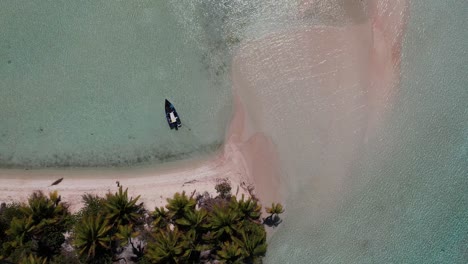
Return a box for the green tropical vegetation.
[74,215,112,262]
[265,203,284,217]
[0,181,284,263]
[0,191,72,263]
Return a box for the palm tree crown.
[5,216,35,248]
[165,191,196,220]
[265,203,284,217]
[146,227,191,264]
[4,191,71,261]
[216,241,243,263]
[74,214,112,260]
[18,254,47,264]
[21,191,68,227]
[152,206,170,229]
[104,186,143,227]
[232,221,267,263]
[208,204,241,241]
[230,195,262,222]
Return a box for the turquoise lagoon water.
[1,0,467,263]
[0,0,233,168]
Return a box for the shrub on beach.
[215,178,232,199]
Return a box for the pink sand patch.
[231,0,409,210]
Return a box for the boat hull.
[164,99,182,130]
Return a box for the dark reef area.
[0,141,222,170]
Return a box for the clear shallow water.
[0,0,233,168]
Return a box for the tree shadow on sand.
[263,214,283,227]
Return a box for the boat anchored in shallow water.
[165,99,182,130]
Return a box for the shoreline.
[0,150,216,180]
[0,93,285,215]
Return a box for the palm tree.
[208,205,241,242]
[80,194,105,217]
[21,191,69,228]
[114,224,139,247]
[114,224,144,262]
[104,186,143,228]
[174,208,209,261]
[2,191,71,261]
[231,222,267,264]
[165,191,196,221]
[18,254,47,264]
[152,206,170,229]
[230,195,262,222]
[216,241,244,264]
[73,214,112,261]
[146,227,191,264]
[265,203,284,218]
[5,216,35,249]
[0,202,24,238]
[175,208,208,235]
[216,241,243,264]
[264,203,284,227]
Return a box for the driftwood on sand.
[49,177,64,187]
